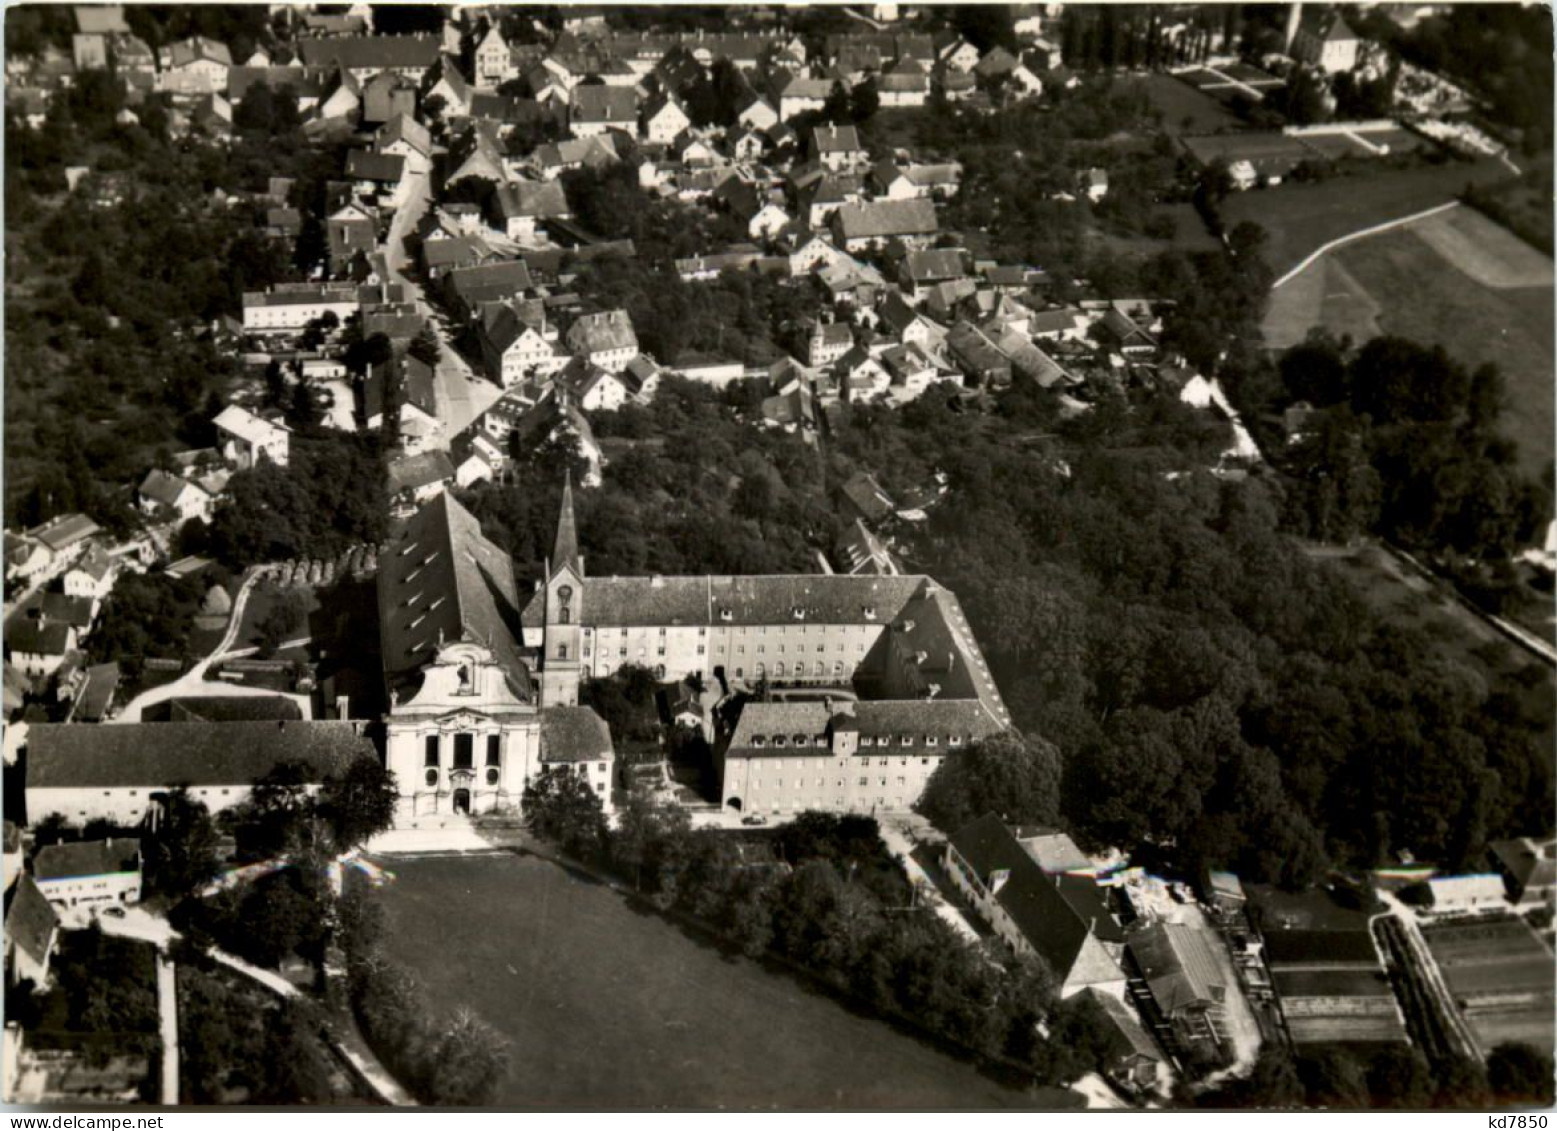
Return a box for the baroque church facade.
[380,478,1009,826]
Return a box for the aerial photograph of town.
[0,0,1552,1113]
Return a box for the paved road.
[380,167,504,446]
[156,950,178,1105]
[111,571,312,723]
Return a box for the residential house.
[797,317,853,370]
[479,303,564,386]
[1488,837,1557,909]
[879,291,947,354]
[506,390,604,485]
[937,66,978,102]
[26,515,101,577]
[423,54,472,117]
[830,199,938,252]
[761,380,818,438]
[641,92,691,146]
[136,469,214,524]
[361,71,417,126]
[474,25,515,86]
[159,36,232,95]
[782,232,845,277]
[1079,167,1109,202]
[213,405,290,470]
[5,875,60,988]
[387,450,457,512]
[559,358,635,413]
[33,839,142,909]
[568,84,639,138]
[444,260,536,320]
[736,92,779,132]
[622,354,664,402]
[454,431,508,489]
[1028,305,1090,342]
[364,356,442,452]
[899,247,969,298]
[1081,987,1172,1095]
[811,123,868,172]
[772,74,830,121]
[878,59,929,107]
[72,662,120,724]
[837,347,892,403]
[872,160,962,201]
[836,516,901,576]
[1289,11,1361,74]
[494,179,571,243]
[345,148,407,208]
[7,618,77,681]
[536,134,620,179]
[946,321,1013,388]
[974,47,1043,97]
[938,36,981,73]
[839,470,897,526]
[327,201,377,274]
[61,547,114,604]
[446,123,508,186]
[374,112,432,175]
[728,128,766,162]
[1098,307,1158,356]
[565,310,638,372]
[945,813,1128,998]
[880,342,940,403]
[5,532,52,587]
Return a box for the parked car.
[741,815,767,826]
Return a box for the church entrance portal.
[453,788,471,815]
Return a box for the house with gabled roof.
[5,875,60,988]
[214,405,290,469]
[159,36,232,95]
[137,469,214,525]
[494,178,571,243]
[1290,10,1361,74]
[479,302,564,386]
[640,91,691,146]
[423,53,471,118]
[33,838,143,909]
[361,70,418,125]
[878,59,929,107]
[568,84,639,138]
[374,112,432,173]
[811,123,867,172]
[297,33,441,83]
[565,310,638,372]
[830,198,938,252]
[7,618,77,681]
[946,813,1128,998]
[62,546,114,603]
[474,24,515,86]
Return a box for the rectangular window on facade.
[454,733,474,769]
[697,645,705,655]
[487,735,501,766]
[597,762,606,773]
[425,735,440,766]
[596,783,604,792]
[858,777,868,786]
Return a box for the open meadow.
[372,851,1074,1110]
[1263,205,1555,480]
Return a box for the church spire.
[551,471,581,578]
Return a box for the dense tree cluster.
[338,884,512,1105]
[1205,1041,1552,1111]
[522,791,1125,1087]
[822,364,1552,878]
[87,571,218,681]
[462,376,840,577]
[1058,5,1229,70]
[916,732,1064,833]
[178,963,340,1105]
[195,434,389,569]
[1264,335,1550,561]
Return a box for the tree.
[611,786,692,894]
[1487,1043,1555,1105]
[408,326,442,368]
[318,757,399,853]
[426,1007,511,1105]
[233,760,315,861]
[916,731,1064,832]
[144,787,221,900]
[522,765,608,859]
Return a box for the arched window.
[735,667,744,678]
[755,663,766,678]
[774,661,786,677]
[558,643,568,660]
[559,605,571,624]
[654,664,666,680]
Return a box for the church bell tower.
[541,474,584,707]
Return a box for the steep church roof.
[378,492,531,695]
[550,474,582,579]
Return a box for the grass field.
[1223,157,1514,277]
[1262,205,1555,481]
[372,852,1074,1110]
[1420,916,1555,1056]
[1131,74,1245,136]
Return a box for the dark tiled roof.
[345,149,405,183]
[448,260,535,308]
[39,594,95,630]
[729,699,1001,755]
[1081,986,1166,1062]
[8,620,73,657]
[831,199,937,241]
[570,84,639,124]
[165,696,303,723]
[949,813,1123,985]
[26,722,375,790]
[550,476,581,576]
[298,34,441,71]
[377,493,532,695]
[1128,922,1227,1014]
[6,875,58,967]
[539,706,612,762]
[34,837,140,881]
[387,450,456,494]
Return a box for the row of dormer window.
[747,733,963,749]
